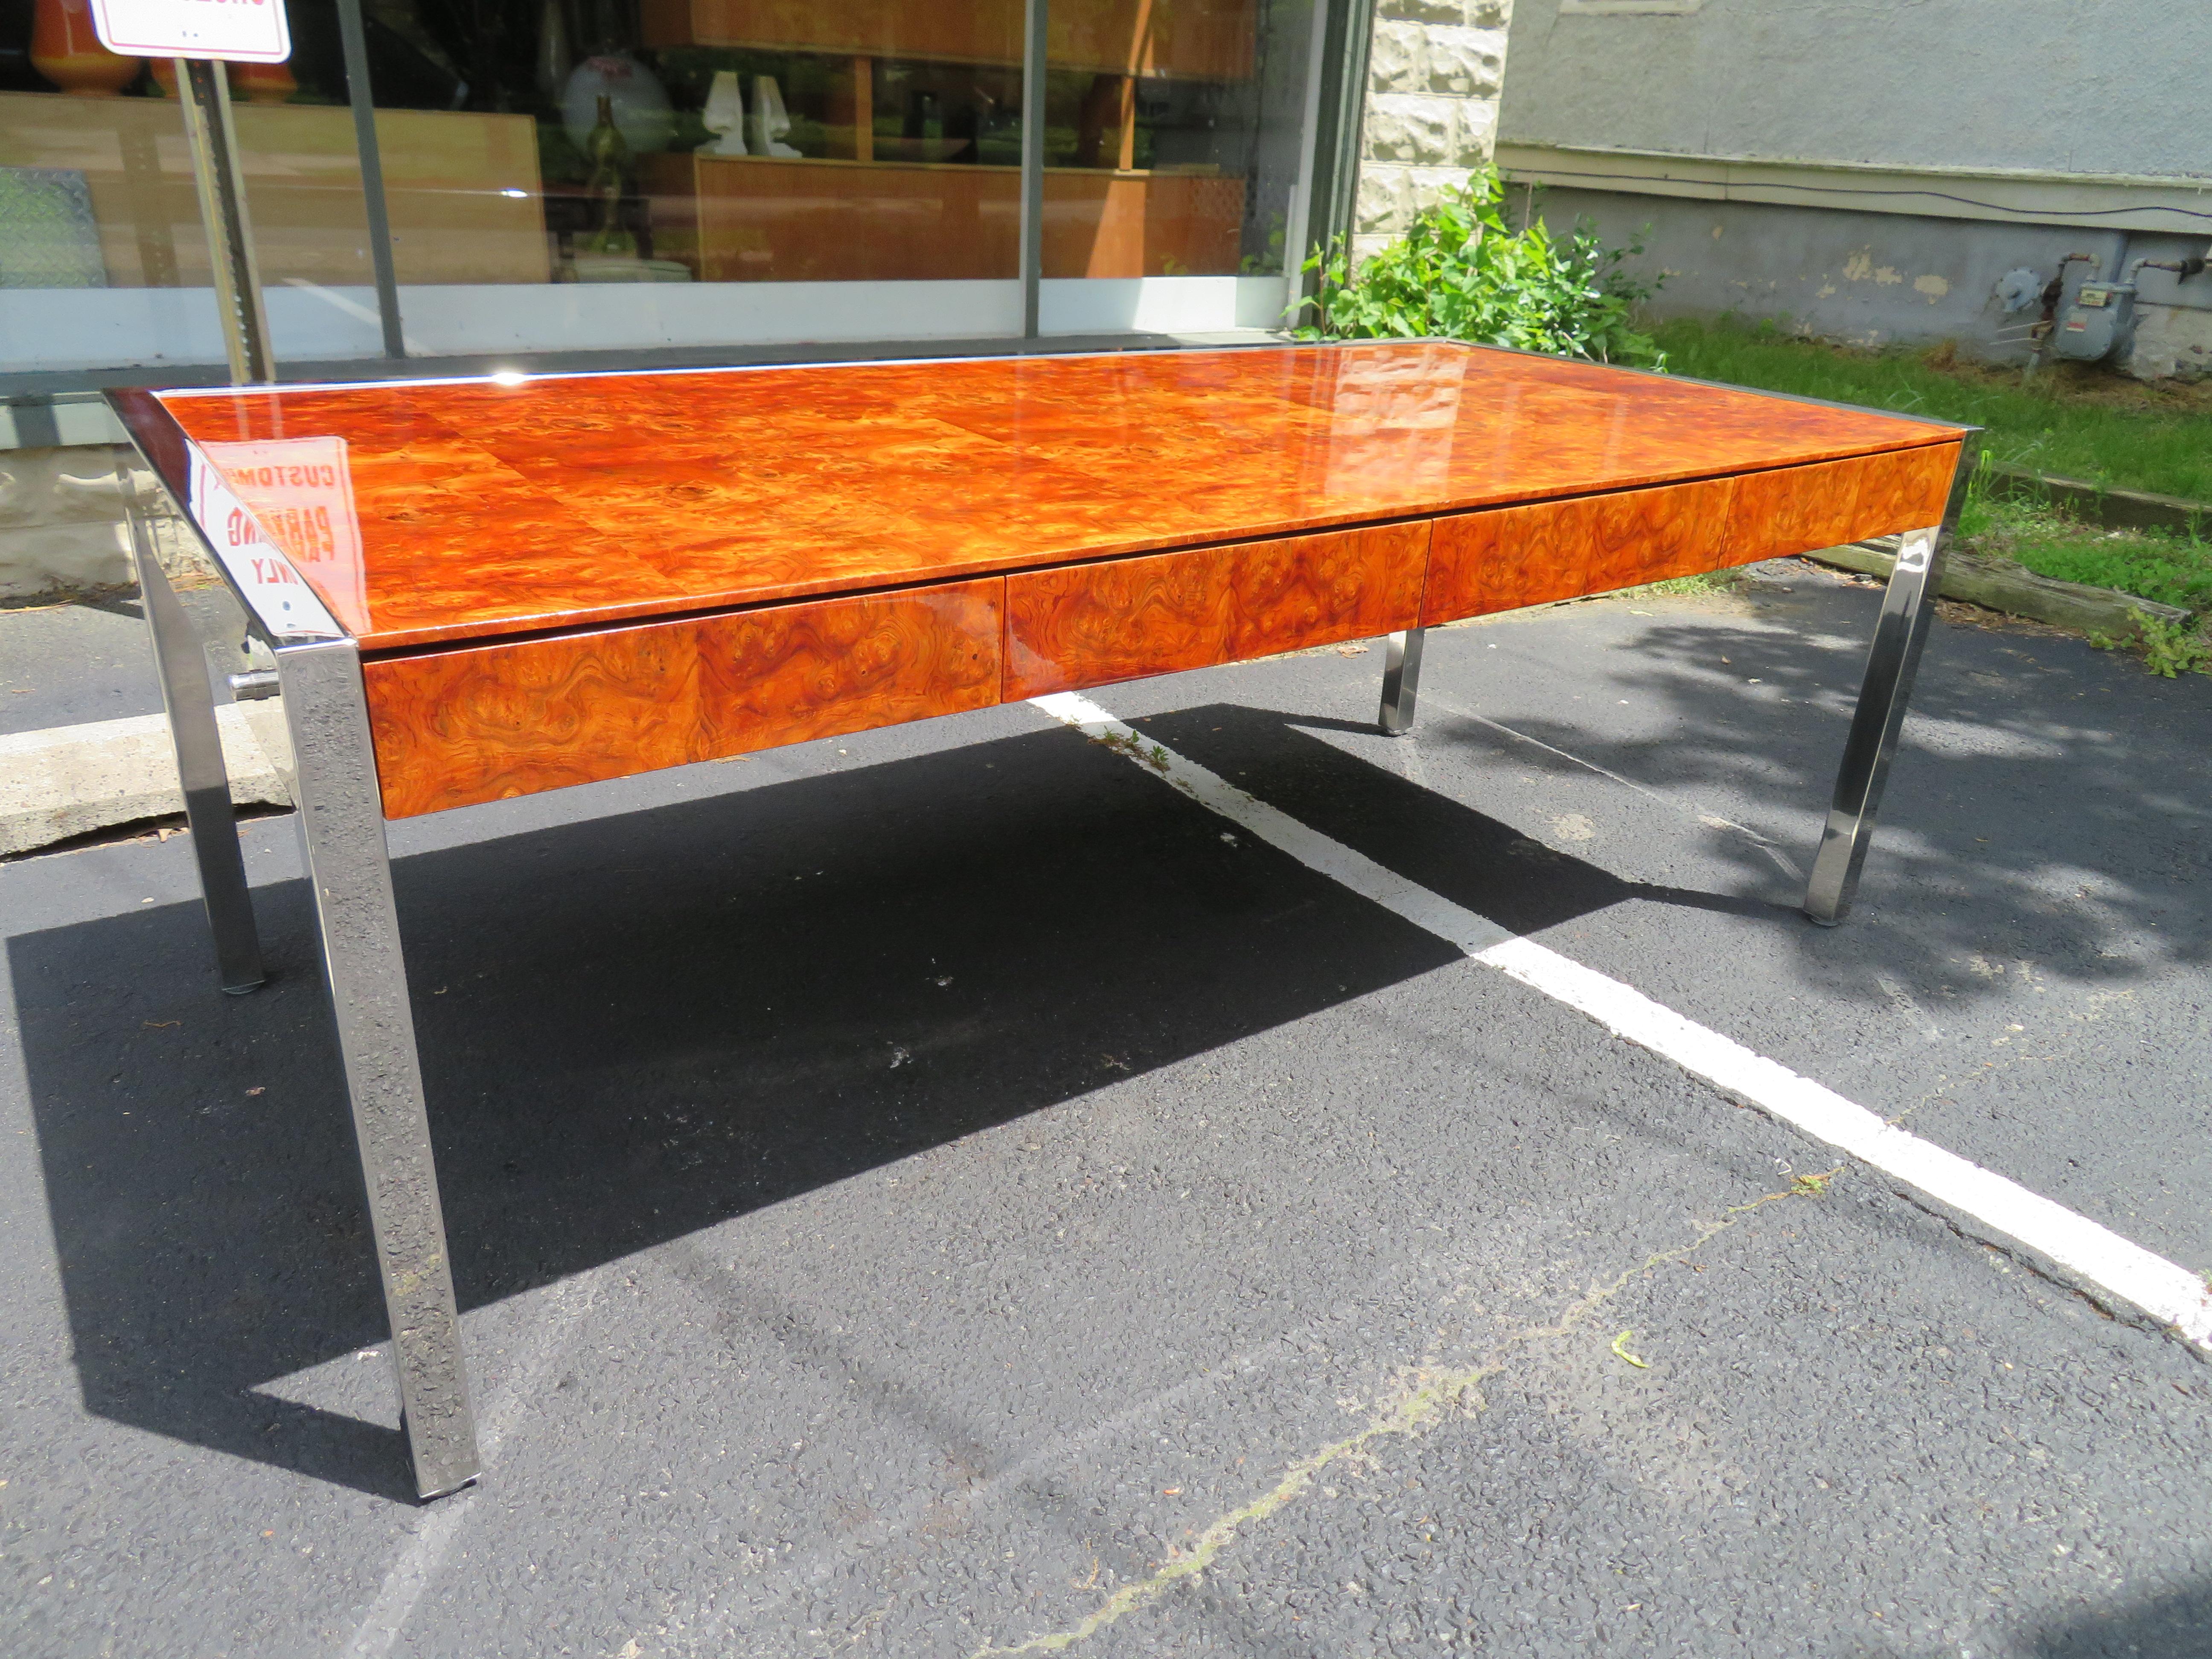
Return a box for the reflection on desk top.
[119,341,1963,654]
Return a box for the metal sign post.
[90,0,293,386]
[175,58,273,384]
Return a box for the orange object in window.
[231,61,298,104]
[30,0,142,97]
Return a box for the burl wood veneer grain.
[1420,478,1740,628]
[363,580,1002,818]
[136,342,1967,653]
[1726,442,1962,564]
[1838,439,1962,541]
[1003,521,1428,699]
[1420,441,1964,627]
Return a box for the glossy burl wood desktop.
[112,341,1971,1501]
[117,342,1960,819]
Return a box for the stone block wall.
[0,445,211,602]
[1353,0,1513,267]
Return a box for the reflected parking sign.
[90,0,291,63]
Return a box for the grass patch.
[1962,491,2212,613]
[1655,317,2212,504]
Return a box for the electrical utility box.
[2054,281,2136,361]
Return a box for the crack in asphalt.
[1886,1183,2212,1360]
[967,1171,1841,1657]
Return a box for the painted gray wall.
[1500,0,2212,180]
[1528,187,2212,376]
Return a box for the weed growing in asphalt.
[2088,613,2212,678]
[2131,613,2212,677]
[1634,569,1743,598]
[1087,728,1173,774]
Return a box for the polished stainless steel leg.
[1378,628,1426,736]
[276,637,480,1499]
[1803,525,1947,924]
[1805,434,1979,925]
[128,480,265,993]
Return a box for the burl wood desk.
[111,341,1972,1499]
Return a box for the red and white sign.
[189,437,361,639]
[91,0,291,64]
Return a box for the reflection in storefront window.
[0,0,1321,370]
[1043,0,1310,281]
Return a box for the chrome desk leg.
[1802,524,1950,926]
[128,486,265,993]
[276,637,480,1499]
[1378,628,1426,736]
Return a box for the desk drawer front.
[365,579,1003,817]
[1004,521,1428,699]
[1728,442,1962,563]
[1421,477,1738,626]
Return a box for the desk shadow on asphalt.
[12,705,1795,1501]
[2029,1580,2212,1659]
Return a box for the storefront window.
[0,0,1326,377]
[3,0,369,367]
[1039,0,1314,332]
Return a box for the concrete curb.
[1803,541,2195,636]
[0,701,291,858]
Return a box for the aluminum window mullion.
[1019,0,1049,339]
[1301,0,1378,314]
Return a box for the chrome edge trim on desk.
[105,388,346,652]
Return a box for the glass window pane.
[338,0,1030,354]
[0,9,384,368]
[1041,0,1314,332]
[0,0,1325,374]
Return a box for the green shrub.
[1292,167,1665,368]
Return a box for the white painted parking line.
[340,1270,607,1658]
[1030,692,2212,1352]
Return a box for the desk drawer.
[1727,441,1962,563]
[364,578,1003,817]
[1421,477,1738,626]
[1004,522,1428,699]
[1420,443,1962,627]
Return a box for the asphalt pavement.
[0,586,240,738]
[1,562,2206,1658]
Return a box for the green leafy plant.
[1241,212,1288,276]
[2132,614,2212,678]
[1292,167,1665,369]
[2088,614,2212,677]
